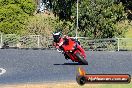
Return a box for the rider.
[53,32,72,59]
[53,32,63,48]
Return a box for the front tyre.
[75,53,88,65]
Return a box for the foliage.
[54,19,75,36]
[42,0,127,38]
[117,0,132,20]
[27,13,75,37]
[0,0,129,39]
[73,0,126,38]
[27,14,56,36]
[44,0,75,20]
[0,0,36,35]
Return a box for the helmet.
[53,32,62,43]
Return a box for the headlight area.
[66,50,73,52]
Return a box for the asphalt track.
[0,49,132,84]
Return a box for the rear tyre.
[75,53,88,65]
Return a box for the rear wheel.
[75,53,88,65]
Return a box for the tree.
[42,0,75,20]
[74,0,126,38]
[41,0,127,38]
[0,0,36,35]
[117,0,132,20]
[27,14,56,36]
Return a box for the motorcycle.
[54,37,88,65]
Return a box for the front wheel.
[75,53,88,65]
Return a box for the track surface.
[0,49,132,84]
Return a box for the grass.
[0,82,101,88]
[125,29,132,38]
[100,83,132,88]
[125,21,132,38]
[0,82,132,88]
[118,21,132,50]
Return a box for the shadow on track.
[54,63,87,65]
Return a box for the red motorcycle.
[53,33,88,65]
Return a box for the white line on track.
[0,68,6,75]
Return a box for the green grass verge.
[125,20,132,38]
[99,83,132,88]
[125,29,132,38]
[78,82,132,88]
